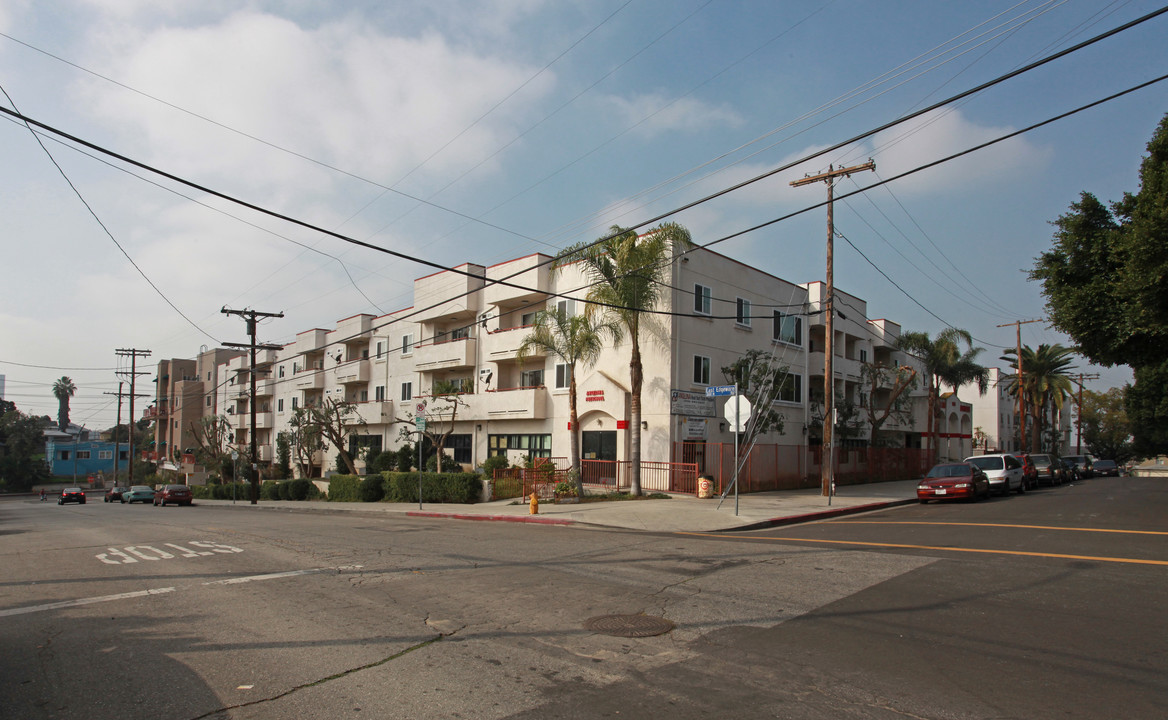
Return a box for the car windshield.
[927,464,969,478]
[64,488,82,493]
[1031,455,1052,467]
[166,485,187,491]
[130,485,153,492]
[967,457,1003,471]
[1095,460,1117,468]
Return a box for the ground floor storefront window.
[488,433,551,461]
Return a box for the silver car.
[964,454,1025,495]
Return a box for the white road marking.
[203,565,363,586]
[0,587,175,617]
[126,546,175,561]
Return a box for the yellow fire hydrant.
[529,491,539,515]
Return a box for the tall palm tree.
[554,222,694,495]
[1000,344,1076,453]
[517,306,615,495]
[52,376,77,433]
[898,329,989,464]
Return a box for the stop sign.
[722,394,752,432]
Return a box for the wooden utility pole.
[1069,372,1100,454]
[116,348,152,486]
[222,306,284,504]
[103,382,124,486]
[791,159,875,497]
[996,320,1041,452]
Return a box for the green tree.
[0,402,51,490]
[52,376,76,433]
[898,329,989,463]
[721,349,790,438]
[275,431,292,479]
[288,406,324,478]
[1078,387,1133,462]
[396,380,468,473]
[555,222,694,495]
[999,344,1076,453]
[1032,113,1168,453]
[190,415,232,471]
[517,306,614,494]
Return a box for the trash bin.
[697,474,714,499]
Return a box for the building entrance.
[581,431,617,461]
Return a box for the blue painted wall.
[47,439,131,480]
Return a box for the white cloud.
[599,91,744,137]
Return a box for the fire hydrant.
[529,491,539,515]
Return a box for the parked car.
[963,454,1025,495]
[918,463,990,503]
[1093,459,1121,477]
[122,485,157,504]
[104,486,127,503]
[1029,454,1065,486]
[154,484,193,507]
[1010,454,1038,490]
[58,487,86,505]
[1062,455,1095,479]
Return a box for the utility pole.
[996,320,1041,452]
[116,349,152,486]
[103,381,125,486]
[222,306,284,504]
[792,159,875,497]
[1069,372,1100,454]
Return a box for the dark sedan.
[918,463,990,503]
[104,486,127,502]
[58,487,86,505]
[154,484,193,507]
[1030,454,1065,486]
[1093,459,1121,476]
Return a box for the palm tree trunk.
[629,340,643,496]
[569,367,583,496]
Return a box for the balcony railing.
[333,359,371,385]
[460,386,549,420]
[482,325,544,362]
[413,336,474,371]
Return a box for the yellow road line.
[825,521,1168,536]
[676,532,1168,566]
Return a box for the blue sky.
[1,0,1165,429]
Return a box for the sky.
[1,0,1165,431]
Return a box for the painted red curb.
[406,511,574,526]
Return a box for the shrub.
[286,478,317,500]
[384,471,480,504]
[370,450,396,473]
[261,481,280,500]
[326,474,361,502]
[359,474,385,502]
[481,455,509,477]
[426,451,454,472]
[396,443,414,472]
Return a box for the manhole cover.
[583,614,675,638]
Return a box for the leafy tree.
[999,344,1076,453]
[517,305,614,495]
[396,442,415,472]
[190,415,232,470]
[396,380,468,473]
[288,407,324,478]
[304,397,365,475]
[721,349,790,438]
[859,362,918,445]
[275,432,292,479]
[898,329,989,463]
[51,376,76,433]
[0,403,51,490]
[1032,113,1168,453]
[554,222,694,495]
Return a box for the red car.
[1011,454,1038,490]
[154,484,193,507]
[918,463,990,503]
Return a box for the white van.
[963,454,1025,495]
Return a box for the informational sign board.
[684,417,708,440]
[414,417,427,432]
[705,385,735,397]
[415,402,427,418]
[671,389,715,417]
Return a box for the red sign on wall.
[585,390,605,402]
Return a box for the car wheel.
[57,500,63,505]
[1016,478,1026,494]
[918,498,928,504]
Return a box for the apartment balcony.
[333,359,371,385]
[293,370,325,390]
[345,400,395,426]
[411,265,485,324]
[482,325,545,363]
[231,411,274,430]
[413,336,475,372]
[460,386,550,420]
[484,255,552,308]
[256,445,273,462]
[807,352,863,381]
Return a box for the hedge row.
[190,480,320,501]
[326,471,481,504]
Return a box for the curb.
[406,511,575,526]
[718,498,917,532]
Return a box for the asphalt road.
[1,476,1164,719]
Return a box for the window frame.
[693,355,711,385]
[694,284,712,315]
[736,297,752,327]
[772,310,802,346]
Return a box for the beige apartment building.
[148,348,244,465]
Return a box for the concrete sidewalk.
[194,479,920,533]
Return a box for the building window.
[736,298,751,327]
[402,334,414,355]
[859,348,868,363]
[278,399,284,412]
[555,363,570,389]
[375,386,386,402]
[520,369,544,387]
[447,434,472,464]
[207,371,211,381]
[401,382,412,401]
[777,374,802,403]
[99,450,112,460]
[449,377,473,393]
[206,396,211,407]
[521,311,537,327]
[451,326,470,340]
[773,311,802,345]
[360,389,368,402]
[694,284,712,315]
[119,450,128,461]
[556,299,573,317]
[292,397,299,410]
[77,451,91,460]
[488,433,552,460]
[60,451,70,460]
[693,355,711,385]
[376,341,384,358]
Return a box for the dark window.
[447,434,472,464]
[488,434,552,460]
[693,355,710,384]
[736,298,751,326]
[777,374,802,403]
[694,284,711,314]
[773,311,802,345]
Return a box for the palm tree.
[554,222,694,495]
[898,329,989,464]
[52,376,77,433]
[517,306,614,495]
[1000,344,1076,453]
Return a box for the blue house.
[46,438,131,482]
